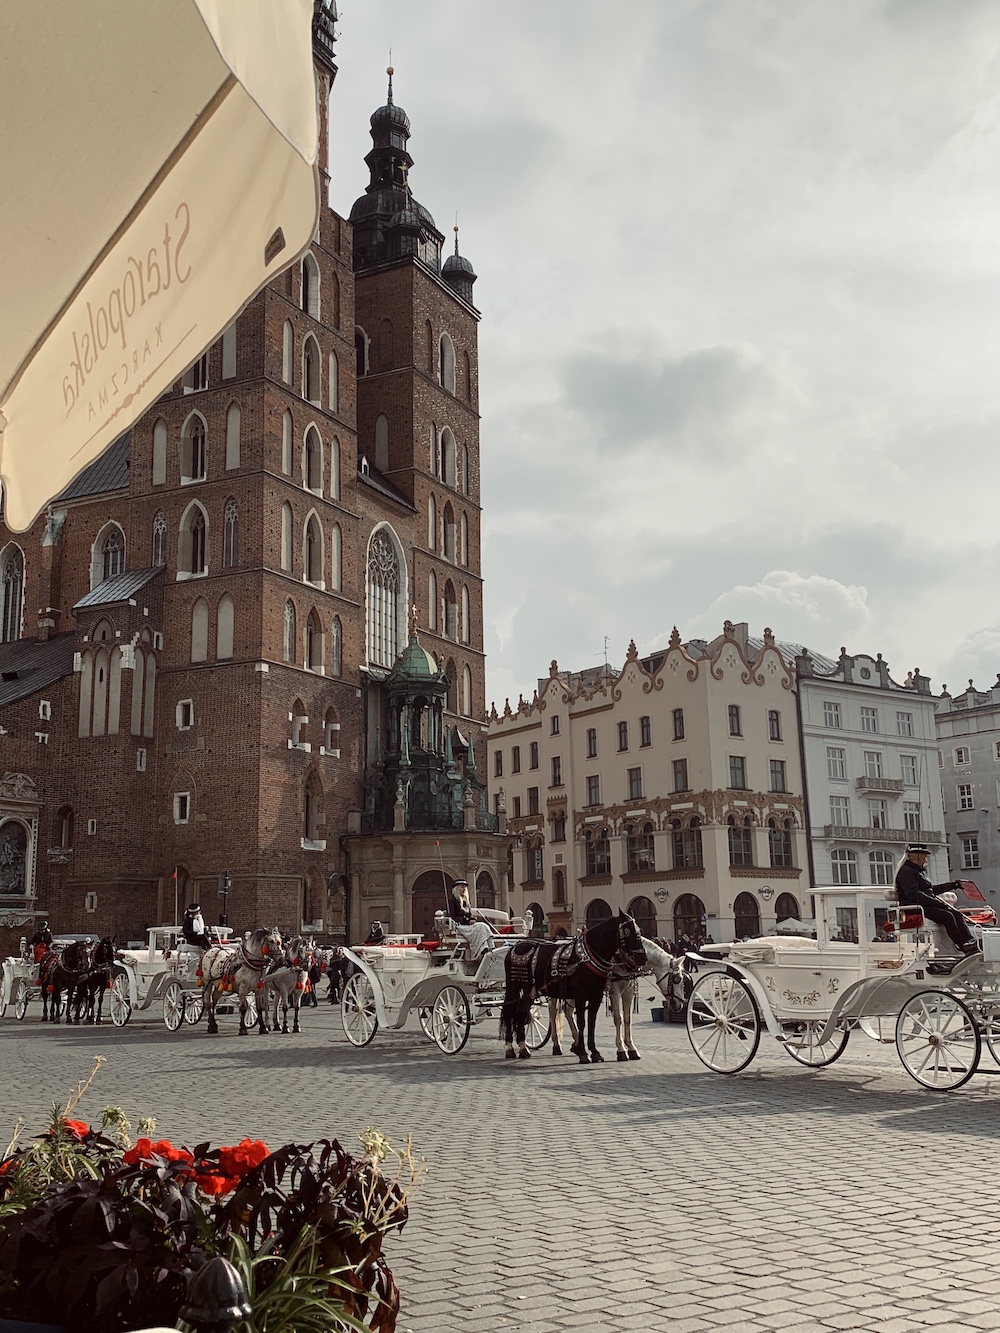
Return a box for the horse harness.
[512,922,642,999]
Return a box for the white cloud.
[680,572,872,652]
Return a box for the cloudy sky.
[328,0,1000,708]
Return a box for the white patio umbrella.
[775,918,814,935]
[0,0,322,531]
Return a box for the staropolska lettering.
[62,202,192,414]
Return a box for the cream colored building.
[488,622,809,943]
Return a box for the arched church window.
[367,528,401,668]
[223,499,239,568]
[152,512,167,567]
[0,546,23,644]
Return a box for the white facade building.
[934,679,1000,907]
[796,649,948,889]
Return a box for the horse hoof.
[505,1050,517,1059]
[617,1051,629,1062]
[628,1050,641,1061]
[517,1049,531,1060]
[552,1047,563,1056]
[591,1052,605,1063]
[577,1053,590,1064]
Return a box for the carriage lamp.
[178,1256,251,1331]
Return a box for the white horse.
[550,938,684,1060]
[202,926,282,1035]
[266,935,311,1034]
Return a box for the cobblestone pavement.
[2,1002,1000,1332]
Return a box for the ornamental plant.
[0,1059,422,1333]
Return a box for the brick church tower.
[0,9,510,955]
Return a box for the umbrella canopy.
[775,918,814,935]
[0,0,321,531]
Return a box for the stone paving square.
[1,1010,1000,1331]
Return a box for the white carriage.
[112,926,236,1030]
[340,909,548,1054]
[1,939,39,1019]
[686,885,1000,1091]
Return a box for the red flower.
[196,1172,237,1197]
[0,1158,16,1176]
[216,1138,269,1178]
[123,1137,194,1170]
[62,1119,90,1141]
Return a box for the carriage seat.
[729,936,818,965]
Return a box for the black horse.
[73,937,118,1024]
[38,940,93,1023]
[500,911,645,1064]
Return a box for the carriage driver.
[181,903,212,951]
[29,920,53,964]
[895,842,980,956]
[449,879,493,960]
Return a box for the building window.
[830,795,850,826]
[768,709,782,742]
[366,527,402,668]
[586,775,601,807]
[304,427,323,492]
[301,252,320,318]
[181,414,206,482]
[306,611,323,672]
[769,759,787,793]
[903,800,921,831]
[173,793,191,824]
[673,758,689,792]
[955,747,970,766]
[831,848,858,886]
[152,418,167,484]
[627,821,656,873]
[527,787,539,816]
[511,746,521,774]
[183,353,208,393]
[728,755,747,789]
[303,336,320,404]
[585,829,611,877]
[586,728,598,758]
[823,701,841,729]
[551,814,566,842]
[551,756,562,787]
[671,817,703,870]
[728,704,742,736]
[102,528,125,581]
[225,403,240,469]
[223,499,238,568]
[869,799,888,829]
[551,715,561,736]
[0,546,24,643]
[618,720,629,751]
[827,746,846,780]
[899,754,917,785]
[526,844,543,881]
[283,601,296,663]
[860,706,878,733]
[672,708,685,741]
[768,818,793,868]
[863,750,883,779]
[958,784,974,811]
[897,711,914,737]
[152,512,167,567]
[512,796,521,818]
[627,767,643,800]
[305,514,323,585]
[439,333,456,393]
[553,869,566,903]
[640,715,651,747]
[728,816,754,867]
[494,751,503,779]
[217,593,234,659]
[870,850,895,885]
[962,836,981,869]
[176,699,194,729]
[183,508,207,576]
[529,742,539,769]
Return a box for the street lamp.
[218,872,232,927]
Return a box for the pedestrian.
[306,958,321,1007]
[895,842,979,956]
[326,948,344,1004]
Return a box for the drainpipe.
[794,682,817,892]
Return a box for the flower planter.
[650,1007,664,1023]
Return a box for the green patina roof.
[388,634,442,683]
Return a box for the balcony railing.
[823,824,942,844]
[855,776,904,793]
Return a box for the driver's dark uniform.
[895,861,976,953]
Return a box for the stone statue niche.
[0,821,28,894]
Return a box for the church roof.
[57,431,130,501]
[0,633,76,707]
[74,566,163,610]
[389,634,442,683]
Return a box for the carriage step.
[926,957,965,975]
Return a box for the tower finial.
[454,216,460,255]
[387,53,394,105]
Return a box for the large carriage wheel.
[525,1001,551,1050]
[783,1021,849,1067]
[341,973,378,1046]
[109,973,132,1027]
[687,972,761,1074]
[431,985,471,1054]
[895,990,981,1092]
[13,980,29,1021]
[417,1006,433,1040]
[162,981,185,1032]
[184,993,204,1025]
